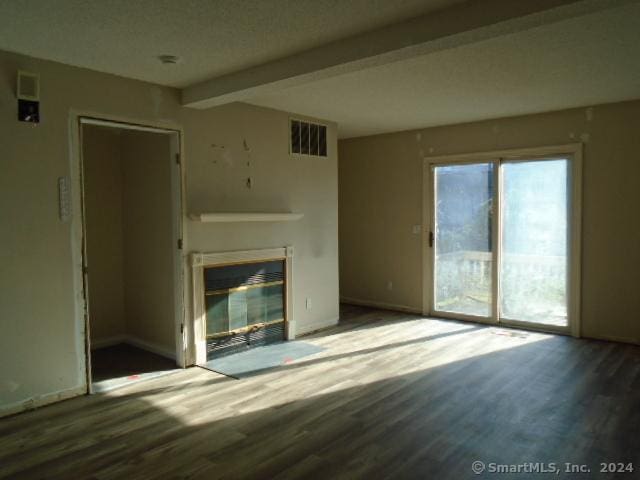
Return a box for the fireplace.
[204,259,285,358]
[191,247,294,364]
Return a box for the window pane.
[434,163,493,317]
[500,159,568,326]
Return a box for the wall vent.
[290,119,327,157]
[17,71,40,101]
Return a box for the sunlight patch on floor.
[123,320,555,427]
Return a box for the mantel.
[189,212,304,223]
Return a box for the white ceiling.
[1,1,638,138]
[0,0,462,87]
[249,2,640,138]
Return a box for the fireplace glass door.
[204,260,286,358]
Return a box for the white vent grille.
[290,119,327,157]
[17,71,39,101]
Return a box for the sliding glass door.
[500,159,568,328]
[429,149,580,333]
[432,162,494,320]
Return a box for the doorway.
[425,145,582,335]
[79,118,184,392]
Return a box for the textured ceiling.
[248,3,640,138]
[0,0,463,87]
[1,1,638,138]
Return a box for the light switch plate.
[58,177,71,222]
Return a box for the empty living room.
[2,1,640,478]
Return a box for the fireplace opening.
[204,260,286,359]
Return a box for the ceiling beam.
[182,0,633,109]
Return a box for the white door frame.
[69,113,187,393]
[423,143,583,337]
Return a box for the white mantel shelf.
[189,212,304,223]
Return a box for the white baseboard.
[1,338,175,418]
[90,335,127,349]
[340,297,423,315]
[0,385,85,419]
[296,317,339,337]
[90,334,176,361]
[124,336,176,360]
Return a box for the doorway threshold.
[92,368,182,394]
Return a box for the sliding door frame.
[427,159,499,326]
[422,143,582,337]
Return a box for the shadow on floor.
[91,343,177,382]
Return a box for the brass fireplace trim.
[205,318,285,339]
[201,256,286,269]
[204,279,284,296]
[191,247,295,365]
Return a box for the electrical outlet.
[412,224,422,235]
[387,281,393,291]
[306,297,312,310]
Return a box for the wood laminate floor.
[2,305,640,479]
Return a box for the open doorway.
[79,118,184,392]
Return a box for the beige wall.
[82,126,176,353]
[184,104,340,339]
[0,49,339,414]
[121,130,175,352]
[82,126,126,342]
[339,99,640,344]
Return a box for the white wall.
[0,49,339,415]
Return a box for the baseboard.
[124,335,176,361]
[0,385,86,419]
[1,338,175,418]
[90,335,127,349]
[90,334,176,360]
[582,332,640,346]
[340,297,423,315]
[296,317,339,337]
